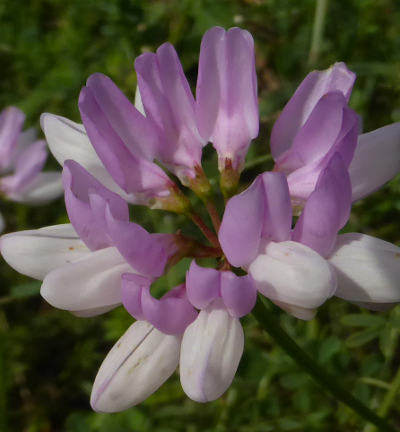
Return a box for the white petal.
[350,123,400,201]
[72,304,120,317]
[91,320,181,412]
[134,86,145,116]
[0,224,90,280]
[249,241,337,310]
[272,300,316,320]
[329,233,400,304]
[8,172,63,204]
[40,113,135,202]
[41,246,131,312]
[180,303,244,402]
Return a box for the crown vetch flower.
[0,107,63,232]
[135,43,206,184]
[271,63,400,205]
[196,27,259,176]
[180,261,256,402]
[2,26,400,413]
[219,153,400,318]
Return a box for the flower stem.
[363,364,400,432]
[251,297,396,432]
[205,200,221,233]
[190,212,220,249]
[308,0,329,66]
[244,154,273,170]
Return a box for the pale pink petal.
[350,122,400,201]
[91,320,181,412]
[329,233,400,304]
[40,246,131,312]
[249,241,337,311]
[270,63,355,159]
[6,172,63,204]
[40,113,135,202]
[219,172,291,267]
[0,224,89,280]
[180,301,244,402]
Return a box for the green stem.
[308,0,329,66]
[364,365,400,432]
[244,154,273,171]
[251,297,396,432]
[0,312,8,432]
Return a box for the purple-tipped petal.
[350,122,400,201]
[1,140,47,194]
[219,172,291,267]
[135,44,203,180]
[0,224,89,280]
[196,27,258,170]
[41,113,134,202]
[220,272,257,318]
[0,107,25,170]
[105,205,167,278]
[276,92,355,172]
[180,301,244,402]
[122,274,197,334]
[277,91,358,201]
[63,160,129,251]
[141,284,197,335]
[8,172,63,204]
[86,73,158,160]
[292,154,351,257]
[186,261,256,317]
[329,233,400,305]
[91,320,181,412]
[121,273,147,321]
[249,240,337,312]
[186,261,220,309]
[270,63,356,159]
[79,86,172,200]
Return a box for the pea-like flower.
[271,62,400,205]
[1,26,400,413]
[0,106,63,232]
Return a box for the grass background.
[0,0,400,430]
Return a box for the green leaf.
[346,328,381,348]
[9,281,41,299]
[341,314,386,328]
[379,326,398,359]
[318,336,342,364]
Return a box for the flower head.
[0,107,63,232]
[2,27,400,412]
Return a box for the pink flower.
[271,63,400,205]
[0,107,63,231]
[1,27,400,412]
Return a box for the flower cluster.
[0,106,63,232]
[1,26,400,411]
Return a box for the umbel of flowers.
[0,107,63,232]
[1,26,400,411]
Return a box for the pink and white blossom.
[0,107,63,232]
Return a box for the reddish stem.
[205,200,221,233]
[190,212,220,248]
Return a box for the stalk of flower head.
[1,25,400,430]
[0,107,63,232]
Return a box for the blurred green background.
[1,0,400,430]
